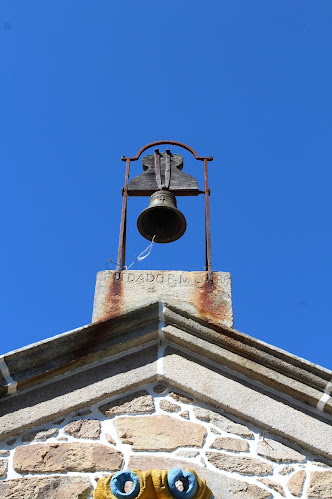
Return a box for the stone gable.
[1,384,332,498]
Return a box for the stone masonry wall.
[0,383,331,499]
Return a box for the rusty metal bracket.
[116,140,214,283]
[164,148,171,189]
[121,140,213,162]
[154,149,162,190]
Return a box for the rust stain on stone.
[15,315,123,391]
[193,277,229,324]
[100,275,124,322]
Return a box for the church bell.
[137,190,187,243]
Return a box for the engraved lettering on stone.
[111,271,228,288]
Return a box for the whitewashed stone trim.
[317,377,332,411]
[157,301,166,379]
[0,356,17,395]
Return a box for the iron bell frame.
[116,140,214,283]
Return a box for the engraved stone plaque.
[92,271,233,327]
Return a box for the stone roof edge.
[1,298,331,416]
[164,300,332,385]
[164,298,332,377]
[162,300,332,418]
[0,300,162,397]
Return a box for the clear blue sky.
[1,1,331,369]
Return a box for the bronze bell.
[137,190,187,243]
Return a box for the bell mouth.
[137,191,187,243]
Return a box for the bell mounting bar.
[116,140,214,283]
